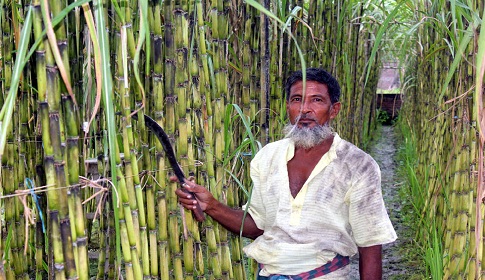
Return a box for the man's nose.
[301,98,311,112]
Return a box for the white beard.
[283,122,334,149]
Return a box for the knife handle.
[182,188,206,222]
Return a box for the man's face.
[286,80,341,128]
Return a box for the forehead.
[289,80,329,97]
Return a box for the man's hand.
[171,176,263,239]
[171,176,215,212]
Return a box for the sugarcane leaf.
[282,6,302,33]
[245,0,307,91]
[364,0,405,87]
[232,104,260,156]
[438,23,474,102]
[81,2,102,136]
[93,0,122,269]
[223,103,234,162]
[283,8,319,51]
[278,0,288,18]
[476,5,485,142]
[4,226,12,260]
[225,168,249,198]
[25,0,90,63]
[245,0,285,26]
[110,0,125,23]
[40,0,77,107]
[132,0,149,113]
[423,45,448,61]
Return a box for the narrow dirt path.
[348,125,410,279]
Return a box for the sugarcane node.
[132,113,205,222]
[49,112,60,120]
[77,236,88,246]
[59,218,71,225]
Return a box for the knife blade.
[134,113,205,222]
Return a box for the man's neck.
[287,135,335,198]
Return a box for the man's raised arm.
[173,177,264,239]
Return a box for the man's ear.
[330,102,341,119]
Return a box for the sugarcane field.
[0,0,484,279]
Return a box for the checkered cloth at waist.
[257,254,350,280]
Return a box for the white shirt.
[242,134,397,278]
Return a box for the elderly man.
[175,68,397,279]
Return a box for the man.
[175,68,397,279]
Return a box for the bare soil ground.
[348,125,421,279]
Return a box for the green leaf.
[438,23,474,102]
[364,0,406,87]
[93,0,122,270]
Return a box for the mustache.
[286,114,320,138]
[294,114,317,122]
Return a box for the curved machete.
[134,113,205,222]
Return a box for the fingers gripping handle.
[181,186,205,222]
[169,155,205,222]
[188,195,205,222]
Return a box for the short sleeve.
[241,150,267,230]
[347,159,397,247]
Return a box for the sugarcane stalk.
[41,14,79,272]
[64,93,89,280]
[249,4,259,127]
[242,6,252,119]
[202,123,221,279]
[152,4,168,273]
[164,1,186,279]
[145,1,164,279]
[35,219,46,280]
[106,205,117,280]
[117,164,142,279]
[268,1,284,142]
[174,2,202,278]
[119,218,135,280]
[38,15,71,273]
[95,204,107,279]
[188,55,205,277]
[157,190,170,280]
[114,27,141,257]
[3,134,20,279]
[0,2,17,278]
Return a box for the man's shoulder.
[335,136,377,166]
[259,138,291,152]
[251,138,291,161]
[336,137,364,152]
